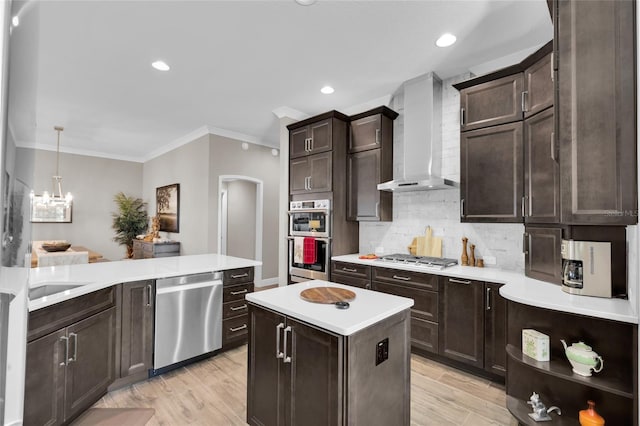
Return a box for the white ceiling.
[8,0,552,162]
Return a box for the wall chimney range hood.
[377,72,458,192]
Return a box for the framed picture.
[30,195,73,223]
[156,183,180,233]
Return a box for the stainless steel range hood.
[378,72,458,192]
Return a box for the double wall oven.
[288,199,331,283]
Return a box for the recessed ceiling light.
[295,0,317,5]
[11,16,19,27]
[320,86,334,95]
[435,33,457,48]
[151,60,170,71]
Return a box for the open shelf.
[506,396,578,426]
[506,344,634,399]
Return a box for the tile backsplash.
[359,73,525,272]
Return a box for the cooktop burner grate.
[377,253,458,270]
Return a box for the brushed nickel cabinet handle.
[550,131,556,161]
[309,137,313,152]
[460,198,465,217]
[231,273,249,279]
[69,332,78,363]
[146,284,152,307]
[375,128,381,144]
[392,275,411,281]
[523,233,529,254]
[521,91,528,112]
[522,196,527,218]
[486,287,491,311]
[60,336,69,366]
[375,202,380,219]
[283,326,292,363]
[460,108,465,126]
[550,55,554,80]
[230,304,247,311]
[308,177,312,190]
[449,278,471,285]
[230,289,248,295]
[342,267,357,273]
[229,324,247,332]
[275,323,284,359]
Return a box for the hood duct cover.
[377,72,458,192]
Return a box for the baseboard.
[256,277,279,287]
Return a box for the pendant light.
[41,126,72,204]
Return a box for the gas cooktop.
[377,253,458,270]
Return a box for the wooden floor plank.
[93,345,516,425]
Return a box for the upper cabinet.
[523,52,554,118]
[459,74,523,131]
[289,118,333,159]
[347,106,397,221]
[557,0,637,224]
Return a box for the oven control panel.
[289,199,330,210]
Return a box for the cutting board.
[413,226,443,257]
[300,287,356,304]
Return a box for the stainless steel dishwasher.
[154,272,223,370]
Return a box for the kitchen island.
[246,281,413,426]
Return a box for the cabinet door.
[558,0,637,224]
[524,53,554,118]
[308,151,332,193]
[289,126,309,159]
[247,305,286,426]
[460,74,523,131]
[120,281,154,378]
[347,149,382,221]
[308,119,332,155]
[525,226,563,285]
[64,307,116,421]
[460,122,523,222]
[23,329,66,426]
[524,107,559,223]
[439,277,484,368]
[284,317,342,426]
[484,283,506,377]
[289,157,309,195]
[349,114,382,153]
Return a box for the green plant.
[112,192,148,258]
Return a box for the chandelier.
[37,126,73,205]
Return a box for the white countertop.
[246,280,414,336]
[332,254,638,324]
[28,254,261,311]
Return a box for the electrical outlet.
[483,255,497,265]
[376,338,389,365]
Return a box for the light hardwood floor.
[93,345,517,425]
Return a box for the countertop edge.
[332,254,638,324]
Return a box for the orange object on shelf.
[358,254,378,260]
[579,400,605,426]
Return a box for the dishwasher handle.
[156,280,222,295]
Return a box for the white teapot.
[561,340,604,377]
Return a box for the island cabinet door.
[120,280,154,378]
[483,283,507,377]
[247,305,286,426]
[283,317,342,426]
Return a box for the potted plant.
[112,192,148,258]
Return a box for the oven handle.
[287,236,331,242]
[287,209,331,214]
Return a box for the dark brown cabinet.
[289,151,332,195]
[330,261,371,289]
[524,107,559,223]
[247,305,341,426]
[459,74,523,131]
[524,226,563,285]
[460,122,523,222]
[523,52,554,118]
[484,283,506,377]
[346,107,396,222]
[438,277,484,368]
[289,118,333,159]
[120,280,154,379]
[222,267,254,348]
[372,267,439,354]
[557,0,637,225]
[132,240,180,259]
[24,307,116,425]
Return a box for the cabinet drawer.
[331,261,371,280]
[331,274,370,290]
[223,282,254,303]
[223,267,254,285]
[372,267,438,291]
[152,243,180,254]
[223,299,249,319]
[223,315,249,346]
[411,317,438,354]
[372,281,438,322]
[28,287,116,342]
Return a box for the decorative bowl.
[41,242,71,252]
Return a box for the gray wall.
[226,179,256,259]
[30,149,143,261]
[207,134,280,282]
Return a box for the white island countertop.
[332,254,638,324]
[246,280,414,336]
[29,253,261,311]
